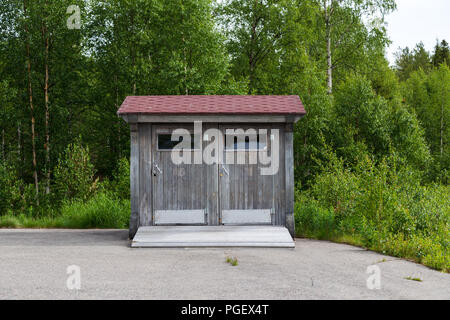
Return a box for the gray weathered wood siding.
[218,124,286,227]
[139,123,152,226]
[128,121,295,238]
[151,125,215,224]
[284,123,295,236]
[129,123,140,239]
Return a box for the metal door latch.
[153,163,162,176]
[222,164,229,176]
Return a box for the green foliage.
[295,153,450,272]
[112,157,130,200]
[53,139,96,202]
[432,40,450,67]
[57,191,129,229]
[0,215,21,228]
[331,74,430,169]
[0,80,17,162]
[402,64,450,182]
[369,56,401,101]
[0,191,130,229]
[0,213,57,228]
[295,201,336,240]
[216,0,294,93]
[334,75,392,158]
[294,87,334,186]
[395,43,432,81]
[0,160,24,215]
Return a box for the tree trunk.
[326,32,332,94]
[24,0,39,204]
[43,9,51,195]
[182,32,188,96]
[182,32,188,94]
[17,122,22,177]
[325,1,333,94]
[130,7,137,95]
[248,10,257,95]
[115,74,122,159]
[184,48,188,95]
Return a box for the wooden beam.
[284,124,295,237]
[118,114,304,124]
[129,123,139,239]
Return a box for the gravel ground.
[0,229,448,300]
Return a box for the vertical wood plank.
[263,124,273,224]
[153,126,163,213]
[285,123,295,237]
[204,123,219,225]
[278,125,286,226]
[129,123,139,239]
[139,124,152,226]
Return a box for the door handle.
[222,165,229,176]
[153,163,162,176]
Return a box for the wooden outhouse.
[118,96,306,240]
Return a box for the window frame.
[156,132,201,152]
[224,130,268,152]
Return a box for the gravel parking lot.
[0,229,448,300]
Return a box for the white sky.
[385,0,450,65]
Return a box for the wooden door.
[218,125,277,225]
[151,125,217,225]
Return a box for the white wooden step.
[131,226,295,248]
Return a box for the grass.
[404,277,423,282]
[0,192,130,229]
[0,214,59,228]
[226,256,238,266]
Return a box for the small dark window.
[157,134,196,150]
[226,134,267,151]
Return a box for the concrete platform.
[131,226,295,248]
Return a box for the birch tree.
[23,0,39,202]
[318,0,395,94]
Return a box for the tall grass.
[0,191,130,229]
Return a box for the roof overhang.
[119,113,305,124]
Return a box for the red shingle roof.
[117,95,306,115]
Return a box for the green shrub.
[57,191,129,229]
[295,152,450,272]
[0,214,20,228]
[112,157,130,200]
[295,200,336,239]
[0,191,130,229]
[54,138,97,202]
[0,161,24,215]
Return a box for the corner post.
[129,123,139,239]
[285,123,295,237]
